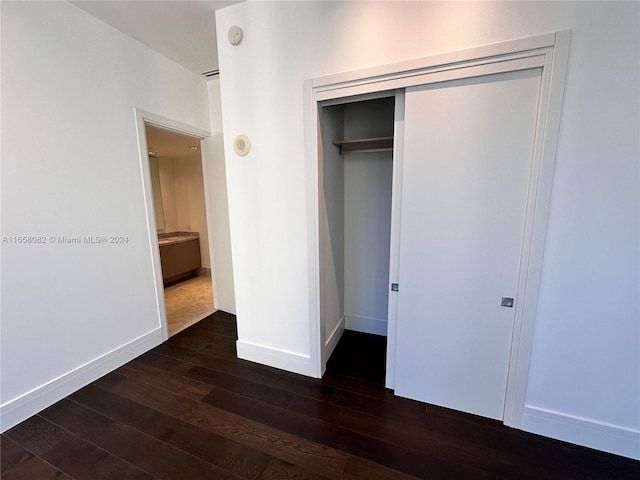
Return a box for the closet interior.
[319,94,396,379]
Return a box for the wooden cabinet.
[159,242,176,278]
[173,239,201,275]
[159,238,201,282]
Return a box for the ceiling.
[70,0,242,76]
[145,124,202,161]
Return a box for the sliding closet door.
[393,68,542,420]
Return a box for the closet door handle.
[501,297,514,307]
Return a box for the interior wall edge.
[324,315,345,357]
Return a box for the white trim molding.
[236,340,317,377]
[324,316,345,366]
[502,30,572,429]
[0,328,163,432]
[522,406,640,460]
[345,315,387,337]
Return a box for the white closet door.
[394,68,542,420]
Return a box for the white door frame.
[134,109,212,341]
[304,31,570,428]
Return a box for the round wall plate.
[233,134,251,156]
[228,26,243,46]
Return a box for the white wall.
[216,1,639,458]
[204,79,236,314]
[175,156,211,269]
[343,99,394,336]
[158,158,179,232]
[344,151,392,335]
[0,1,211,430]
[148,157,166,231]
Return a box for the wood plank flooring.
[2,312,639,479]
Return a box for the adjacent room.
[145,124,216,336]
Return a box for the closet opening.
[318,94,396,384]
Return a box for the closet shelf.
[333,136,393,154]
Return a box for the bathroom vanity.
[158,235,201,283]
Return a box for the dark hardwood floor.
[2,311,638,479]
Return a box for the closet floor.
[327,329,387,385]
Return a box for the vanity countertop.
[158,236,198,246]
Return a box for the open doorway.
[145,123,215,336]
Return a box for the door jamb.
[304,31,570,428]
[134,109,212,341]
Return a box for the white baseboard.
[522,405,640,460]
[236,340,316,377]
[0,328,163,433]
[324,316,345,359]
[345,314,387,336]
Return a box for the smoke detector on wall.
[228,26,243,46]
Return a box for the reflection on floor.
[164,275,214,336]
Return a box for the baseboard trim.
[522,405,640,460]
[236,340,315,377]
[198,267,212,277]
[0,328,163,433]
[345,314,387,336]
[324,316,345,360]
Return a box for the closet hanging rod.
[332,136,393,154]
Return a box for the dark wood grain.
[2,311,639,480]
[1,436,32,473]
[200,382,488,479]
[1,436,72,480]
[4,415,69,456]
[99,376,348,479]
[343,456,423,480]
[40,398,241,480]
[258,457,332,480]
[5,416,154,480]
[185,365,295,409]
[150,346,337,404]
[68,383,271,480]
[119,361,214,401]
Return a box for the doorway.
[135,109,219,341]
[145,124,215,335]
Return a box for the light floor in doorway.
[164,275,214,336]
